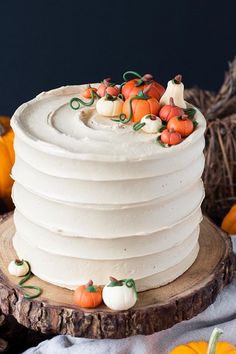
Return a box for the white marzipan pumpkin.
[160,74,187,109]
[8,259,29,277]
[141,114,162,133]
[96,96,123,117]
[102,277,137,311]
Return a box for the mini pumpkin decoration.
[121,71,165,100]
[161,129,182,145]
[102,276,137,311]
[221,205,236,234]
[8,260,42,299]
[135,114,162,133]
[159,97,184,122]
[97,78,120,97]
[0,116,15,210]
[121,87,160,123]
[160,74,187,108]
[8,259,30,277]
[82,85,98,99]
[74,280,102,308]
[70,89,99,110]
[170,328,236,354]
[167,114,194,137]
[96,94,124,117]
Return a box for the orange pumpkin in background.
[170,328,236,354]
[0,116,15,211]
[82,85,98,99]
[167,115,194,137]
[221,205,236,234]
[122,89,160,123]
[97,78,120,97]
[121,71,165,100]
[159,97,185,122]
[73,280,102,308]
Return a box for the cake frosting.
[11,83,206,291]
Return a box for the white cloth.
[23,238,236,354]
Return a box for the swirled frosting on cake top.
[11,85,205,161]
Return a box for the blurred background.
[0,0,236,115]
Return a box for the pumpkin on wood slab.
[170,328,236,354]
[221,205,236,234]
[0,116,14,210]
[8,259,29,277]
[73,280,102,308]
[102,276,137,311]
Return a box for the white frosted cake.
[11,73,206,292]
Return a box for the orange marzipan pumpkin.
[73,280,102,308]
[221,205,236,234]
[171,342,236,353]
[97,78,120,97]
[122,74,165,101]
[170,328,236,354]
[122,96,160,123]
[82,85,98,99]
[0,116,15,210]
[167,115,194,137]
[161,129,182,145]
[159,97,184,122]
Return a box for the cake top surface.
[11,73,206,162]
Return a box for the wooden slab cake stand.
[0,213,234,339]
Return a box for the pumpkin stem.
[15,259,24,266]
[85,280,97,293]
[108,276,123,287]
[173,74,182,84]
[105,93,117,101]
[169,97,175,106]
[143,83,153,95]
[182,114,188,120]
[177,114,188,121]
[135,74,154,88]
[207,328,223,354]
[109,276,118,283]
[141,73,153,82]
[118,93,124,101]
[87,280,93,287]
[0,123,6,136]
[149,114,157,120]
[103,78,111,87]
